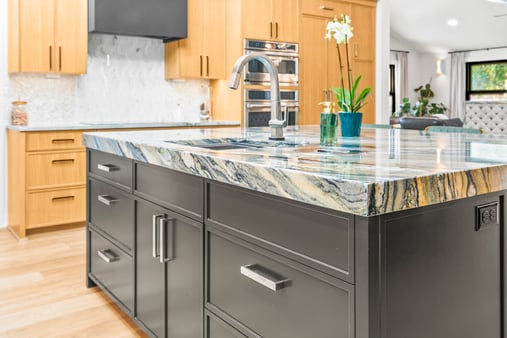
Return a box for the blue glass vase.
[339,112,363,137]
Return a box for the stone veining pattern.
[83,126,507,216]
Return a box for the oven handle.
[246,103,299,109]
[245,50,299,59]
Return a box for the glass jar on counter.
[11,100,28,126]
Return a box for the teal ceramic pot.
[339,112,363,137]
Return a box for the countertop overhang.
[82,126,507,216]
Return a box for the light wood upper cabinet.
[350,4,375,61]
[8,0,87,74]
[242,0,299,42]
[165,0,226,80]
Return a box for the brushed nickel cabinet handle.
[206,56,210,77]
[200,55,203,76]
[52,159,75,164]
[97,195,119,206]
[52,195,75,202]
[319,5,334,11]
[51,138,75,144]
[270,22,273,38]
[97,163,119,172]
[240,264,290,291]
[152,214,163,258]
[160,217,174,263]
[59,46,62,71]
[97,249,119,263]
[49,45,52,70]
[275,22,279,38]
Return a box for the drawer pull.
[52,158,75,164]
[51,138,75,144]
[97,163,120,172]
[160,217,174,263]
[152,214,164,258]
[97,249,119,263]
[240,264,290,292]
[97,195,119,206]
[319,5,334,11]
[52,195,75,202]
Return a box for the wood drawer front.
[207,182,354,282]
[301,0,351,17]
[89,150,132,189]
[89,179,134,252]
[135,161,204,221]
[89,230,134,312]
[26,151,86,189]
[207,230,354,338]
[26,131,83,152]
[26,187,86,228]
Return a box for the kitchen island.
[83,126,507,338]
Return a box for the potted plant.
[325,15,371,137]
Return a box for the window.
[466,60,507,101]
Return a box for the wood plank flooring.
[0,225,147,338]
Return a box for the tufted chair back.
[464,102,507,134]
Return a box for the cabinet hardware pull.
[52,158,75,164]
[59,46,62,71]
[270,22,273,38]
[354,43,358,57]
[275,22,279,38]
[52,195,75,202]
[240,264,290,291]
[152,214,164,258]
[97,195,119,206]
[160,217,174,263]
[49,45,52,70]
[206,56,210,77]
[200,55,203,76]
[319,5,334,11]
[97,249,119,263]
[97,163,119,172]
[51,138,75,144]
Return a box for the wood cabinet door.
[350,4,375,61]
[18,0,54,72]
[242,0,272,40]
[176,0,203,78]
[54,0,87,74]
[202,0,226,79]
[272,0,299,42]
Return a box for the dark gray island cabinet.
[85,148,505,338]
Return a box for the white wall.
[464,47,507,64]
[376,0,391,123]
[0,1,208,228]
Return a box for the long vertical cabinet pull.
[200,55,203,77]
[59,46,62,71]
[152,214,164,258]
[270,22,273,38]
[275,22,279,39]
[160,217,174,263]
[206,56,210,77]
[49,45,53,70]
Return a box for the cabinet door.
[272,0,299,42]
[136,201,166,338]
[175,0,203,78]
[350,4,375,62]
[18,0,54,72]
[242,0,272,40]
[54,0,87,74]
[202,0,226,79]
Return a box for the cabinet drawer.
[301,0,351,17]
[89,179,134,252]
[135,161,203,221]
[89,150,132,189]
[207,230,354,338]
[206,312,246,338]
[89,230,134,312]
[207,182,354,282]
[26,187,86,228]
[26,131,83,151]
[27,150,86,189]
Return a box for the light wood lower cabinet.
[7,129,87,239]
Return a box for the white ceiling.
[390,0,507,53]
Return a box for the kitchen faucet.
[229,52,286,140]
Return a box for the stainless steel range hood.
[88,0,187,42]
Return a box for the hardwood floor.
[0,225,147,338]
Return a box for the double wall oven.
[243,39,299,127]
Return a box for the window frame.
[465,59,507,101]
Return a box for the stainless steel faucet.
[229,52,286,140]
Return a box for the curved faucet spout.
[229,52,285,140]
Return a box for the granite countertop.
[82,126,507,216]
[6,120,240,131]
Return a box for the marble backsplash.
[6,34,209,125]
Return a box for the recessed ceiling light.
[447,19,459,26]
